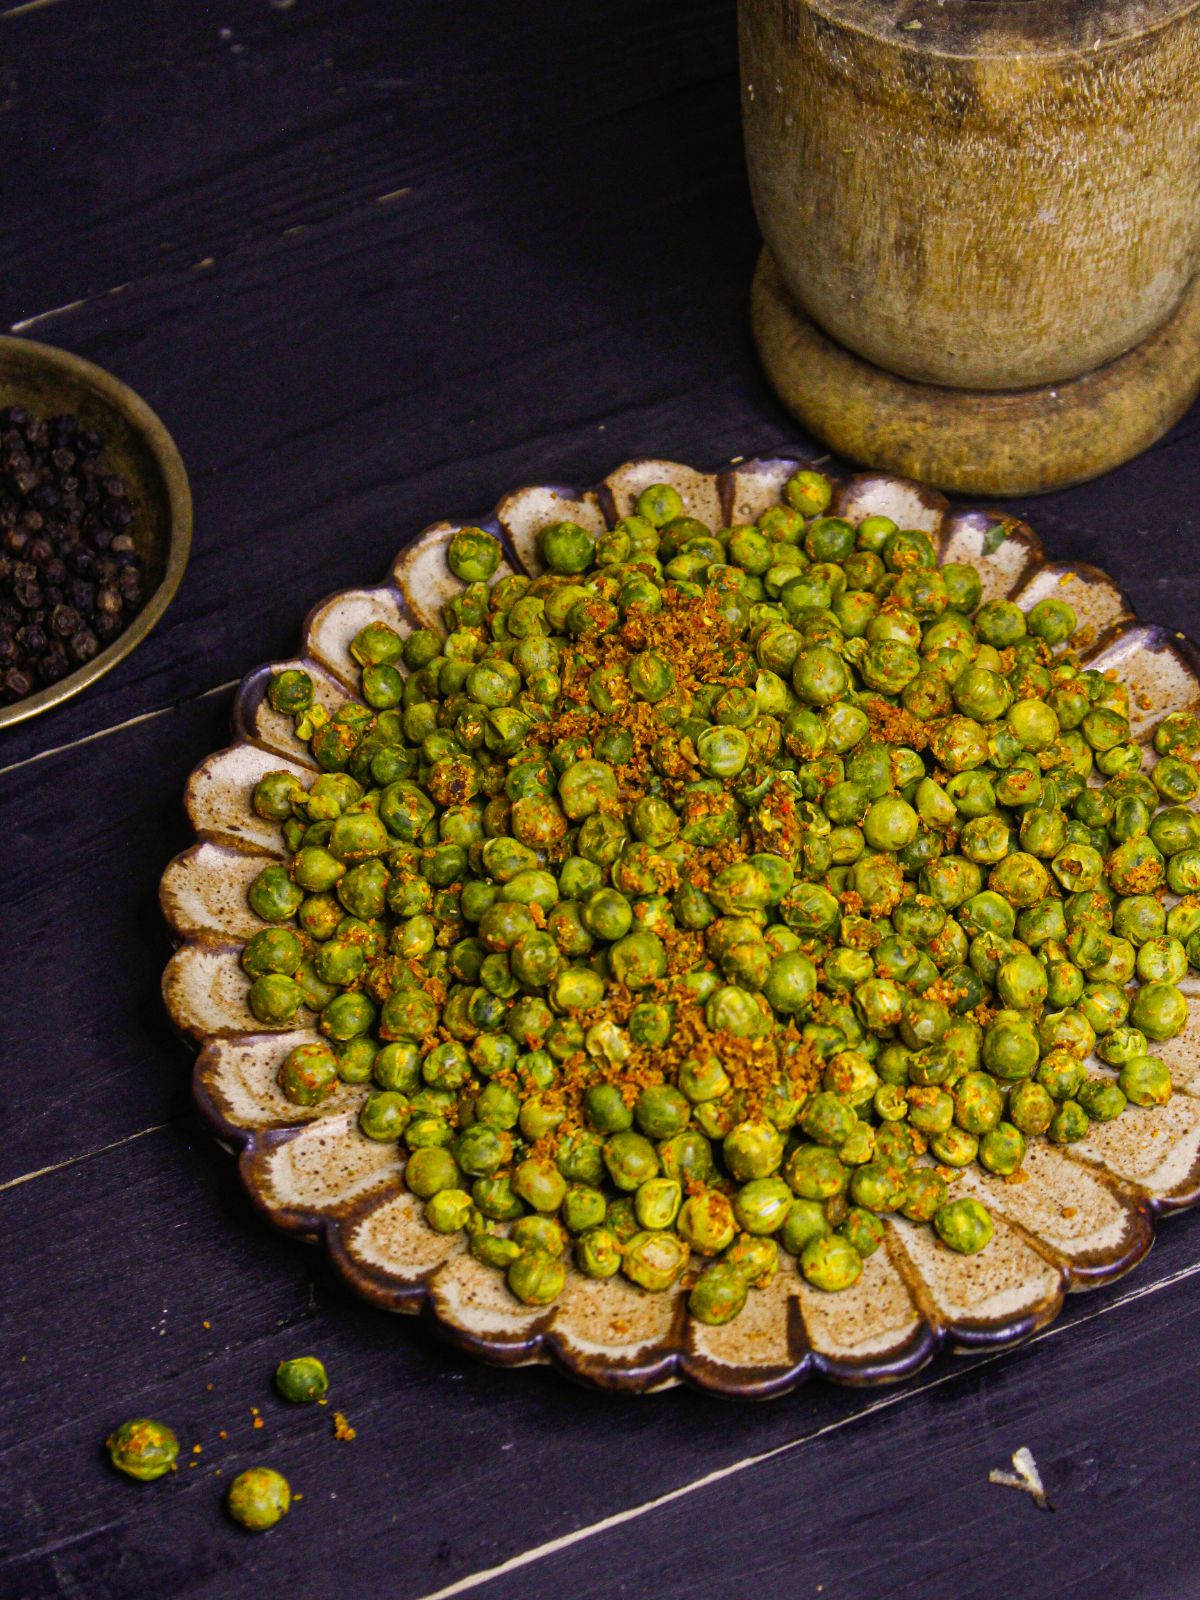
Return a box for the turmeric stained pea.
[244,473,1189,1323]
[227,1467,291,1531]
[107,1418,179,1481]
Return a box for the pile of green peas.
[243,469,1192,1325]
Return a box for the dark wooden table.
[4,3,1200,1596]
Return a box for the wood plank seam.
[0,0,66,18]
[0,678,240,780]
[11,283,130,334]
[0,1122,177,1196]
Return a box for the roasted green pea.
[899,1168,947,1223]
[107,1418,179,1482]
[839,1206,885,1258]
[227,1467,291,1531]
[1119,1055,1173,1107]
[405,1146,460,1198]
[278,1041,339,1107]
[799,1232,863,1291]
[1008,1080,1055,1136]
[275,1356,328,1404]
[1076,1078,1128,1121]
[849,1161,907,1213]
[359,1090,412,1142]
[732,1176,793,1235]
[1130,982,1188,1041]
[933,1197,993,1254]
[622,1230,688,1291]
[689,1261,750,1324]
[979,1121,1026,1175]
[249,863,305,923]
[508,1251,566,1306]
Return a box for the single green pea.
[507,1251,566,1306]
[1008,1080,1056,1136]
[675,1189,736,1255]
[724,1118,785,1179]
[785,468,833,517]
[762,950,818,1016]
[425,1188,473,1233]
[732,1176,793,1235]
[933,1197,994,1254]
[603,1131,660,1192]
[1130,982,1189,1042]
[978,1121,1026,1176]
[952,1070,1004,1135]
[1119,1055,1173,1107]
[561,1184,608,1234]
[982,1016,1040,1081]
[840,1206,886,1259]
[249,863,305,923]
[726,1233,780,1287]
[799,1232,863,1292]
[798,1092,858,1149]
[278,1041,339,1107]
[1027,597,1076,645]
[899,1168,947,1223]
[267,669,314,716]
[622,1230,688,1291]
[634,1176,683,1230]
[405,1146,460,1199]
[634,1084,691,1139]
[512,1157,568,1213]
[473,1171,524,1216]
[107,1418,179,1482]
[468,1229,522,1270]
[610,930,668,989]
[636,483,684,528]
[227,1467,291,1532]
[359,1090,412,1142]
[1044,1087,1093,1142]
[248,973,306,1027]
[575,1226,622,1279]
[689,1262,750,1325]
[1076,1077,1128,1122]
[848,1161,907,1213]
[929,1126,979,1167]
[276,1356,329,1403]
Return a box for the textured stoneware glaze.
[0,336,193,730]
[740,0,1200,494]
[162,458,1200,1396]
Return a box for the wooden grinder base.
[752,249,1200,498]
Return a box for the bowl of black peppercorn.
[0,335,192,729]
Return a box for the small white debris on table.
[989,1447,1053,1510]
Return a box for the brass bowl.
[0,335,192,731]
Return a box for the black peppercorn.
[3,666,33,699]
[68,627,99,664]
[0,402,145,705]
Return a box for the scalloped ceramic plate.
[161,456,1200,1396]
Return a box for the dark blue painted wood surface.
[3,3,1200,1597]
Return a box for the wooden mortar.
[741,0,1200,494]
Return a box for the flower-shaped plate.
[161,456,1200,1396]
